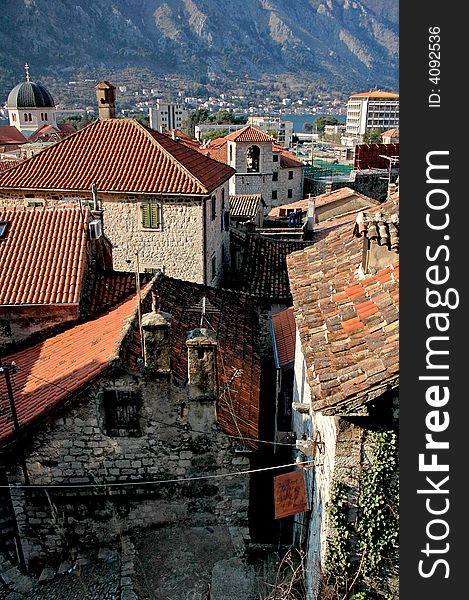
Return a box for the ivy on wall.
[324,429,399,599]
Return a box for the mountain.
[0,0,398,96]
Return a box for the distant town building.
[345,90,399,143]
[5,64,57,137]
[149,102,188,132]
[247,116,293,148]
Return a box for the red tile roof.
[268,199,308,218]
[314,187,378,208]
[0,126,28,146]
[202,138,229,164]
[87,270,152,317]
[272,143,304,169]
[164,129,202,151]
[225,125,274,143]
[287,203,399,415]
[0,205,88,306]
[0,119,235,196]
[151,275,261,444]
[0,275,261,447]
[272,307,296,367]
[350,90,399,99]
[234,231,314,301]
[0,292,141,445]
[0,160,21,173]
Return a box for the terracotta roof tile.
[225,125,274,143]
[0,119,234,195]
[0,292,141,445]
[0,126,28,146]
[0,275,261,447]
[0,205,88,306]
[234,232,314,301]
[287,204,399,414]
[350,90,399,99]
[272,307,296,367]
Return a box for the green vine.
[357,430,399,578]
[324,428,399,598]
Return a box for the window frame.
[141,201,162,230]
[102,389,141,437]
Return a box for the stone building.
[0,273,261,572]
[0,204,112,351]
[286,196,399,599]
[203,125,304,211]
[0,83,235,286]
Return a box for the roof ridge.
[136,121,210,194]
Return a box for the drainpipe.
[202,197,207,285]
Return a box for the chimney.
[141,290,171,374]
[95,81,116,121]
[324,182,333,194]
[306,194,315,231]
[186,328,218,432]
[186,328,218,400]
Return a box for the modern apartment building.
[345,90,399,142]
[149,102,188,133]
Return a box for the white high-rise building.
[149,102,188,133]
[345,90,399,141]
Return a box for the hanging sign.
[273,470,308,519]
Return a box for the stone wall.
[6,368,251,567]
[0,184,230,285]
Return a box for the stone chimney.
[141,290,171,374]
[186,328,218,400]
[186,328,218,432]
[95,80,116,121]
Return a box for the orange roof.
[202,138,229,164]
[225,125,274,143]
[314,187,379,208]
[0,205,88,306]
[0,292,140,444]
[272,307,296,367]
[272,143,304,168]
[268,198,308,218]
[350,90,399,99]
[0,119,235,196]
[0,126,28,146]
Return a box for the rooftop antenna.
[187,296,220,329]
[24,63,30,82]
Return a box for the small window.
[288,189,293,198]
[45,113,48,120]
[229,145,233,163]
[27,201,44,207]
[273,154,279,162]
[141,202,161,229]
[211,195,216,221]
[272,190,278,200]
[288,171,294,180]
[103,389,141,437]
[272,172,278,182]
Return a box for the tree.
[303,122,313,132]
[315,116,339,133]
[201,129,229,141]
[363,128,386,144]
[182,108,210,137]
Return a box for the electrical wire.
[10,364,298,448]
[0,459,313,490]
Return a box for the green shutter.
[141,203,160,228]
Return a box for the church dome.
[7,81,55,109]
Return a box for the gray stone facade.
[5,362,251,568]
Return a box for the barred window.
[103,389,141,437]
[141,202,162,229]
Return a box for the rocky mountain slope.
[0,0,398,94]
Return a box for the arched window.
[24,113,28,121]
[28,113,32,122]
[246,145,260,172]
[45,112,48,120]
